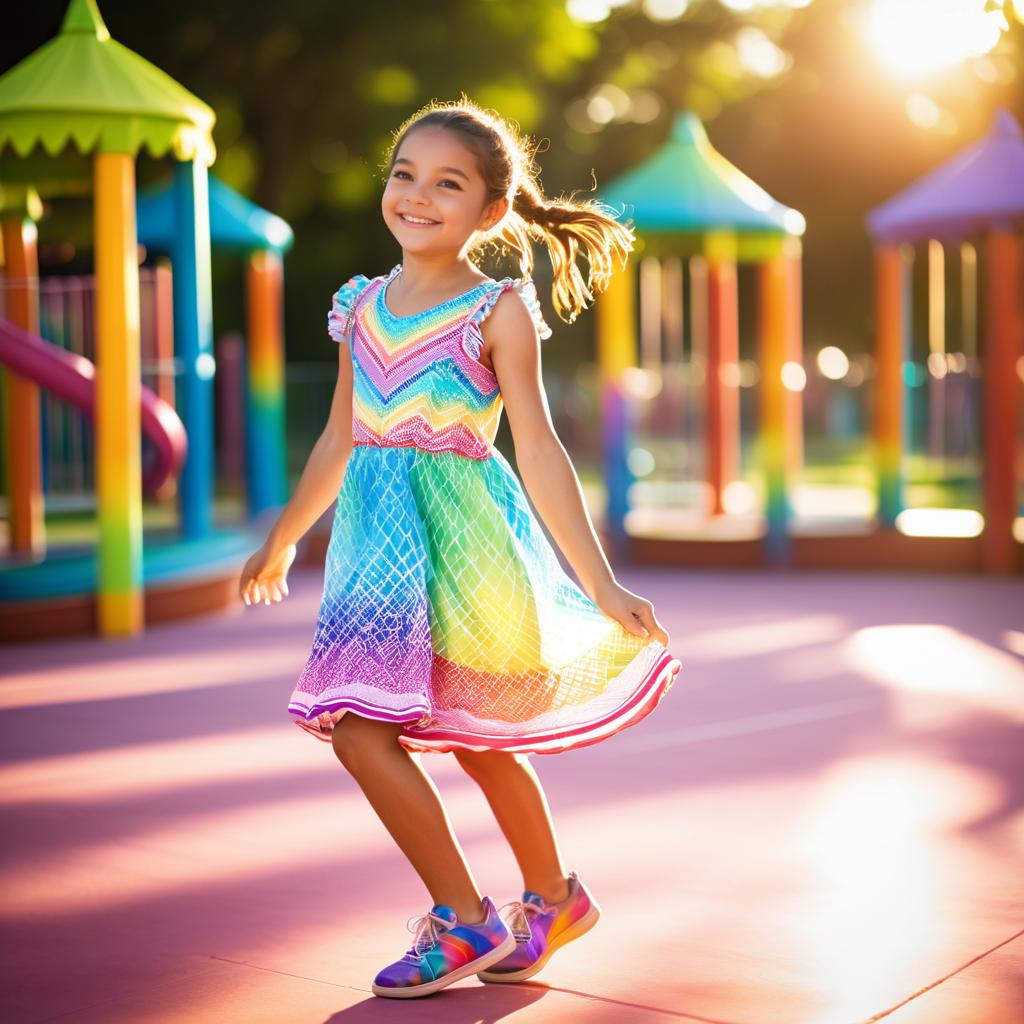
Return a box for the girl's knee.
[331,713,400,773]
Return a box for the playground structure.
[596,110,1022,575]
[137,174,294,520]
[0,0,292,641]
[867,109,1024,575]
[598,111,805,566]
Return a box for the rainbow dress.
[287,263,681,754]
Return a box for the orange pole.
[154,260,175,409]
[1,214,44,555]
[981,229,1022,574]
[757,249,790,561]
[705,234,739,516]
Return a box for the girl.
[238,97,682,999]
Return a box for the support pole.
[704,231,739,516]
[0,204,44,554]
[757,243,792,564]
[94,151,143,636]
[172,157,214,539]
[596,262,636,558]
[981,229,1022,573]
[874,242,910,526]
[245,247,288,516]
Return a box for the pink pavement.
[1,566,1021,1021]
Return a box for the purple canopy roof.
[867,109,1024,244]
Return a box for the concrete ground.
[1,565,1022,1023]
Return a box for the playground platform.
[0,565,1021,1022]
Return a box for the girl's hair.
[381,95,635,326]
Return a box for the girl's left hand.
[588,577,671,645]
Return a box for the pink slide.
[0,318,187,495]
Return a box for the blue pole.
[171,158,215,539]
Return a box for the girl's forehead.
[394,126,481,175]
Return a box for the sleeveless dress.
[287,263,682,754]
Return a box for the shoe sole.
[371,929,518,998]
[477,899,602,983]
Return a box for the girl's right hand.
[239,541,297,606]
[588,576,671,646]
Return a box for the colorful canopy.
[137,175,294,254]
[0,0,215,165]
[599,112,805,238]
[867,109,1024,244]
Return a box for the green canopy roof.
[600,113,805,244]
[0,0,215,165]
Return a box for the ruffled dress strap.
[464,276,553,360]
[327,273,376,345]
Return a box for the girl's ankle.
[529,874,571,906]
[453,899,487,925]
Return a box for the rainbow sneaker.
[477,871,601,983]
[371,895,516,998]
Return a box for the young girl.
[239,97,682,999]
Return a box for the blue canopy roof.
[867,109,1024,244]
[137,174,293,254]
[599,112,805,238]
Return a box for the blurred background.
[1,0,1022,589]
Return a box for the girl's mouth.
[399,213,440,227]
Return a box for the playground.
[1,1,1022,1021]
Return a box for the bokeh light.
[817,346,850,381]
[781,361,807,391]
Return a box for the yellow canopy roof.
[0,0,215,165]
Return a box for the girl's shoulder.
[331,265,394,310]
[326,267,393,344]
[470,275,552,341]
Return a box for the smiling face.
[382,124,507,259]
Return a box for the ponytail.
[504,176,635,325]
[384,96,636,329]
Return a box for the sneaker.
[477,870,601,983]
[371,894,516,998]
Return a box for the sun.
[864,0,1008,76]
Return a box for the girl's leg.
[331,712,486,923]
[452,749,571,905]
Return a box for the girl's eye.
[439,179,462,190]
[392,170,412,180]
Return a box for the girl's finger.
[620,612,647,637]
[269,583,283,602]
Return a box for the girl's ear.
[479,196,510,232]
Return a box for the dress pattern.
[288,263,682,754]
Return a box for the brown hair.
[382,95,635,326]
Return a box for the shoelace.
[497,899,545,942]
[403,909,453,961]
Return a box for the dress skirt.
[287,443,681,754]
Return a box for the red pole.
[706,241,739,516]
[981,229,1022,574]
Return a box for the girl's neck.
[395,252,489,295]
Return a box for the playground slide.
[0,318,187,495]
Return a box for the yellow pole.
[595,262,636,554]
[94,152,144,636]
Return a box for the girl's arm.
[484,293,670,645]
[267,342,355,551]
[239,344,353,605]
